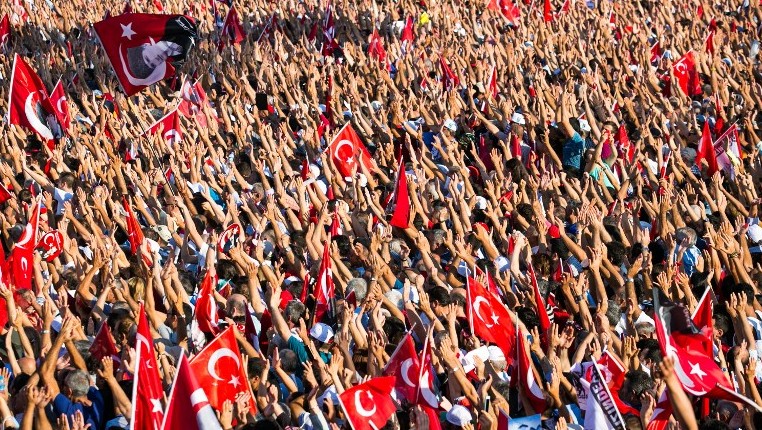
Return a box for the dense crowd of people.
[0,0,761,428]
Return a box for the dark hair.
[427,286,451,307]
[217,259,238,281]
[284,301,306,325]
[517,306,540,331]
[606,241,627,266]
[623,370,654,398]
[699,419,730,430]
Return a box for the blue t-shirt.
[52,387,105,430]
[562,132,588,171]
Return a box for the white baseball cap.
[511,112,526,125]
[444,119,458,132]
[446,405,472,426]
[309,322,334,343]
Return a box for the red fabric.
[696,120,718,175]
[49,79,70,132]
[339,377,397,430]
[93,13,197,96]
[543,0,553,22]
[647,390,672,430]
[122,197,145,255]
[195,271,220,335]
[217,6,245,52]
[327,122,373,178]
[401,15,415,45]
[11,199,40,291]
[0,15,9,46]
[8,54,57,143]
[516,331,547,413]
[162,353,223,430]
[132,305,164,430]
[673,51,702,97]
[0,183,12,205]
[650,41,661,64]
[465,277,515,365]
[313,241,334,323]
[145,109,182,147]
[389,160,411,229]
[383,332,420,403]
[705,31,715,55]
[88,323,120,362]
[189,327,256,414]
[439,57,460,91]
[368,28,387,66]
[527,263,551,332]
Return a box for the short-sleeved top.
[562,132,589,171]
[287,335,332,366]
[53,387,105,430]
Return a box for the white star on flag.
[121,22,136,40]
[689,361,707,379]
[150,398,163,413]
[229,375,241,388]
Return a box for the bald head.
[18,357,36,375]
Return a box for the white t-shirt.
[53,187,73,215]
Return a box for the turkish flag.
[162,353,223,430]
[217,6,245,52]
[490,0,520,25]
[654,294,756,406]
[527,263,551,332]
[650,41,661,64]
[190,327,256,414]
[49,79,71,132]
[93,13,197,96]
[383,332,420,403]
[388,160,411,229]
[543,0,553,22]
[516,330,547,413]
[368,28,387,66]
[145,109,182,147]
[88,323,120,362]
[122,197,144,255]
[11,198,40,291]
[646,390,672,430]
[195,271,220,335]
[339,376,397,430]
[414,335,439,409]
[705,31,715,55]
[696,120,718,176]
[691,286,715,356]
[132,305,164,430]
[0,183,12,205]
[560,0,570,12]
[487,65,498,99]
[439,57,460,91]
[585,351,640,416]
[673,50,702,97]
[465,277,515,365]
[401,15,414,47]
[313,241,334,323]
[8,54,58,143]
[327,122,373,178]
[178,79,208,116]
[0,14,9,46]
[615,124,635,163]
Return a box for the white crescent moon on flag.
[667,346,702,394]
[24,92,53,140]
[207,348,240,381]
[400,358,416,388]
[334,139,356,165]
[56,97,67,117]
[472,296,493,328]
[118,43,168,86]
[419,369,439,408]
[674,62,687,74]
[528,366,545,399]
[354,390,377,417]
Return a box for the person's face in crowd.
[512,122,524,136]
[712,319,724,342]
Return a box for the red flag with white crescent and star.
[673,50,702,97]
[93,13,197,96]
[10,197,40,292]
[383,332,420,403]
[161,353,223,430]
[194,270,220,335]
[217,6,245,52]
[145,109,182,147]
[327,122,374,178]
[190,326,256,415]
[313,241,335,323]
[516,330,547,413]
[338,376,397,430]
[465,276,515,365]
[131,304,164,430]
[0,15,10,46]
[49,79,71,132]
[189,327,256,415]
[8,54,58,143]
[401,15,415,48]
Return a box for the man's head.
[63,369,91,400]
[619,370,654,407]
[427,286,451,317]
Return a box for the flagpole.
[129,333,142,430]
[715,384,762,413]
[415,328,430,405]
